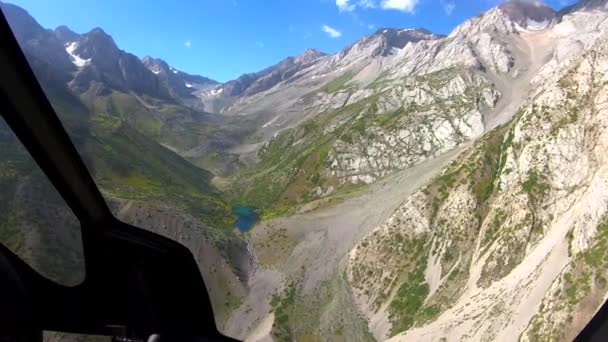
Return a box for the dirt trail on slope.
[224,146,468,340]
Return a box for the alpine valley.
[3,1,608,341]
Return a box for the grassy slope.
[0,65,239,287]
[87,90,250,178]
[60,87,235,231]
[231,97,370,215]
[0,118,85,286]
[88,112,231,229]
[270,274,376,342]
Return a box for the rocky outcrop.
[207,48,327,99]
[248,1,528,203]
[67,28,170,99]
[1,2,76,74]
[336,28,442,61]
[2,3,220,106]
[346,6,608,341]
[141,56,217,100]
[326,70,495,185]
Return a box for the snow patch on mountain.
[65,41,90,67]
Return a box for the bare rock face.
[142,56,218,100]
[325,70,493,185]
[500,0,556,29]
[346,5,608,342]
[337,28,443,61]
[54,25,80,44]
[66,28,168,99]
[1,2,75,74]
[208,48,327,99]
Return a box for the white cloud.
[322,24,342,38]
[381,0,419,12]
[336,0,355,11]
[368,23,376,29]
[184,40,191,48]
[441,0,455,15]
[359,0,376,8]
[256,41,265,48]
[335,0,419,13]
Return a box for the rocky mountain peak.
[379,28,441,53]
[300,47,324,56]
[54,25,80,44]
[140,55,217,105]
[141,55,217,84]
[0,2,76,73]
[499,0,556,29]
[0,2,45,40]
[337,27,440,62]
[213,47,328,98]
[294,48,327,64]
[449,1,555,38]
[142,56,171,74]
[85,27,117,47]
[74,27,120,62]
[374,27,438,45]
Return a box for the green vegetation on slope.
[270,274,375,342]
[91,91,206,151]
[0,125,29,255]
[0,119,85,286]
[393,121,521,322]
[319,72,356,93]
[389,254,430,335]
[87,90,252,177]
[231,97,371,212]
[89,112,232,229]
[43,85,235,233]
[522,169,549,203]
[233,67,496,216]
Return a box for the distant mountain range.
[0,1,445,116]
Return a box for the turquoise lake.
[232,205,260,232]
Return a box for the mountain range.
[3,0,608,341]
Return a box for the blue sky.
[9,0,575,82]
